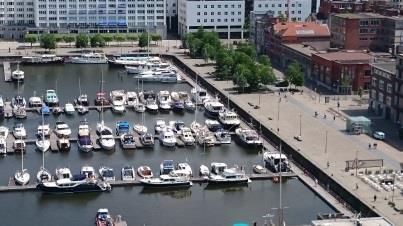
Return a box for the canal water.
[0,64,334,225]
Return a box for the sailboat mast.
[21,136,24,172]
[41,96,45,168]
[279,140,283,226]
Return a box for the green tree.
[90,34,105,47]
[236,43,256,59]
[40,34,56,50]
[114,34,126,46]
[63,35,75,47]
[257,55,270,66]
[278,12,287,23]
[285,61,304,88]
[55,36,63,43]
[126,34,138,45]
[151,34,161,45]
[202,43,215,63]
[75,33,89,48]
[138,33,149,49]
[24,35,37,47]
[257,64,276,86]
[102,35,114,46]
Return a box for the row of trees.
[183,28,304,92]
[25,33,161,49]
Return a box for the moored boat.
[137,165,153,179]
[140,174,192,188]
[120,134,136,149]
[99,166,116,181]
[121,166,135,181]
[203,99,224,118]
[159,129,176,147]
[208,162,250,185]
[64,103,75,115]
[71,52,108,64]
[218,110,241,130]
[57,137,71,151]
[235,128,263,148]
[36,177,111,194]
[214,129,231,144]
[160,160,174,175]
[13,123,27,139]
[54,121,72,138]
[263,151,291,173]
[21,54,64,64]
[45,90,59,107]
[28,96,43,108]
[95,208,114,226]
[12,64,24,81]
[140,133,154,147]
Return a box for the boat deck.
[3,62,12,82]
[0,172,297,193]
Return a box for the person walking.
[373,195,377,202]
[368,143,372,149]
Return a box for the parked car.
[373,131,385,140]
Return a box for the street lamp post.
[299,113,302,137]
[324,130,328,154]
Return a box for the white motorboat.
[235,128,263,148]
[160,72,180,83]
[133,124,147,135]
[96,121,112,135]
[214,129,231,144]
[14,137,30,185]
[176,163,193,177]
[191,87,210,105]
[195,128,216,147]
[64,103,75,114]
[95,208,114,226]
[204,99,225,118]
[13,139,26,153]
[140,91,158,112]
[218,110,241,130]
[134,103,145,112]
[154,119,166,134]
[160,129,176,147]
[76,94,89,106]
[21,54,64,64]
[81,165,96,179]
[137,165,153,179]
[112,102,125,113]
[205,119,223,132]
[36,136,50,152]
[36,166,51,183]
[98,129,115,151]
[77,105,89,114]
[78,135,93,153]
[108,55,149,67]
[121,166,135,181]
[263,151,291,173]
[171,91,188,102]
[11,95,26,109]
[13,106,27,119]
[134,70,160,82]
[13,123,26,139]
[140,174,192,188]
[125,61,147,74]
[37,124,50,137]
[28,96,43,107]
[54,121,72,138]
[78,120,91,137]
[55,167,72,180]
[0,138,7,154]
[0,126,9,139]
[179,127,195,145]
[52,106,63,115]
[126,91,138,108]
[12,64,24,81]
[45,89,59,107]
[157,90,172,111]
[71,52,108,64]
[199,165,210,177]
[120,134,136,149]
[57,137,71,151]
[110,90,126,113]
[140,133,154,147]
[99,166,116,181]
[208,165,251,185]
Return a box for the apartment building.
[252,0,312,22]
[178,0,245,38]
[29,0,166,37]
[0,0,35,39]
[396,55,403,125]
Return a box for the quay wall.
[164,54,379,218]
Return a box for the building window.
[278,4,281,7]
[387,84,392,93]
[204,12,207,15]
[197,5,200,8]
[378,93,383,102]
[204,5,207,8]
[211,5,214,8]
[218,12,221,15]
[197,19,200,22]
[197,12,200,15]
[379,80,384,90]
[211,19,214,22]
[372,77,377,86]
[204,19,207,22]
[258,4,261,7]
[231,18,234,22]
[211,12,214,15]
[217,18,221,22]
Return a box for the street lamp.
[324,130,328,154]
[299,113,302,137]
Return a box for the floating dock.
[3,62,12,82]
[0,171,297,193]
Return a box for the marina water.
[0,64,334,225]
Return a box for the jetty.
[0,171,297,193]
[3,62,12,82]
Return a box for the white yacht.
[13,139,26,153]
[13,123,26,139]
[28,96,43,107]
[134,70,161,82]
[140,91,158,112]
[160,129,176,147]
[36,136,50,152]
[134,103,146,113]
[98,129,116,151]
[120,134,136,149]
[121,166,135,181]
[235,128,263,148]
[154,119,166,134]
[112,102,125,113]
[184,99,196,111]
[80,165,96,179]
[133,123,147,135]
[11,95,26,109]
[0,138,7,154]
[179,127,195,146]
[12,64,24,81]
[191,87,210,105]
[204,99,225,118]
[140,174,192,188]
[157,90,172,111]
[263,152,291,173]
[64,103,75,115]
[55,167,73,180]
[21,54,64,64]
[215,129,231,144]
[14,138,30,185]
[54,121,72,138]
[0,126,9,139]
[110,90,126,113]
[71,52,108,64]
[126,91,138,108]
[176,163,193,177]
[208,163,250,185]
[218,110,241,130]
[125,61,147,74]
[57,137,71,151]
[190,121,202,134]
[99,166,116,181]
[78,120,93,153]
[36,167,51,183]
[205,119,223,132]
[199,165,210,177]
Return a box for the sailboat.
[133,109,148,135]
[14,137,30,185]
[96,69,115,151]
[36,104,50,152]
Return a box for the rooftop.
[333,13,387,19]
[284,41,330,57]
[314,51,374,62]
[311,217,394,226]
[371,61,396,75]
[273,22,330,38]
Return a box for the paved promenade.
[171,53,403,225]
[1,41,402,223]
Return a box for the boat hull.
[207,178,250,185]
[36,183,108,194]
[140,181,192,188]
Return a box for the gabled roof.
[273,22,330,38]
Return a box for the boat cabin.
[211,162,228,175]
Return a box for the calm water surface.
[0,64,335,226]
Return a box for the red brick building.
[311,52,374,94]
[266,22,330,66]
[318,0,370,20]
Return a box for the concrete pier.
[3,62,12,82]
